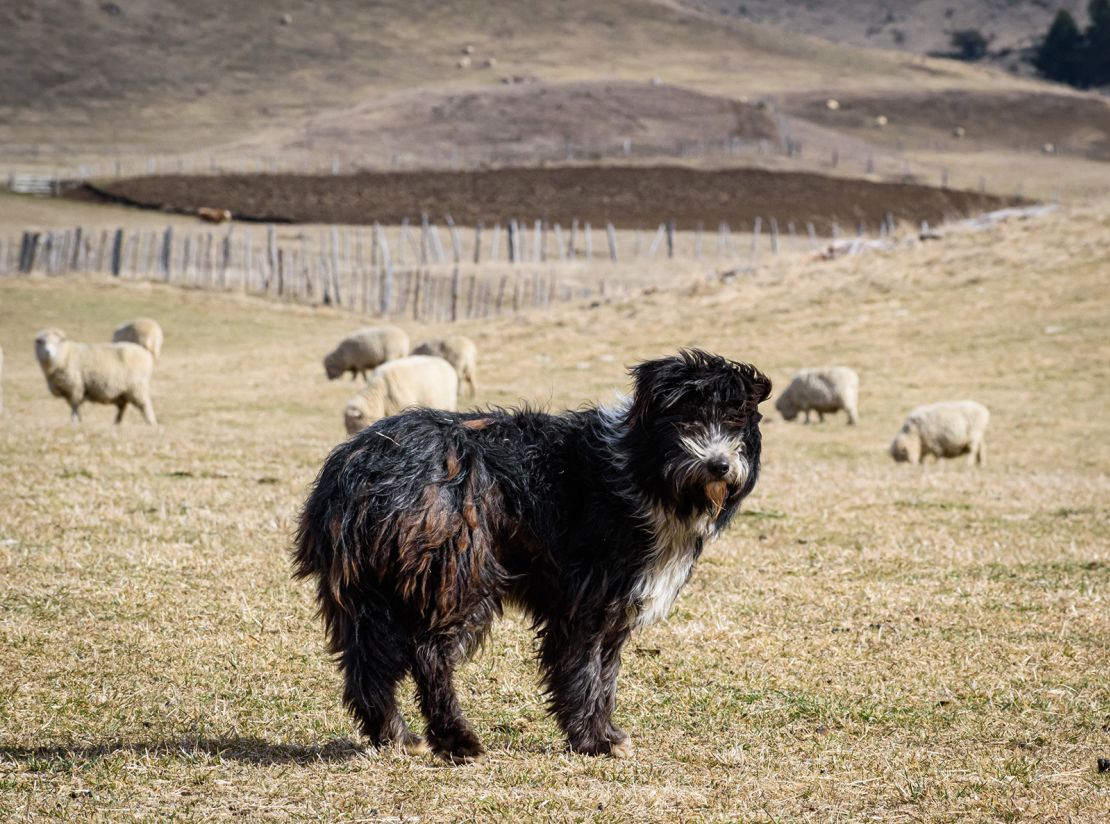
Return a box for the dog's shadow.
[0,736,367,767]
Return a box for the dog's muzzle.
[677,429,749,494]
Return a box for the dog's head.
[624,349,771,526]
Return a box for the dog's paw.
[430,728,486,764]
[402,733,430,756]
[608,733,634,759]
[570,730,634,759]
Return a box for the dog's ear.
[740,364,772,405]
[624,358,663,427]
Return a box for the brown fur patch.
[444,451,461,480]
[461,418,491,430]
[705,481,728,518]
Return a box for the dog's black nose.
[707,457,730,478]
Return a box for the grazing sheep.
[34,329,156,425]
[411,335,479,397]
[890,401,989,466]
[775,366,860,425]
[112,317,164,359]
[324,325,409,381]
[344,355,458,435]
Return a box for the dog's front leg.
[540,624,633,758]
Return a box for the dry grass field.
[1,202,1108,821]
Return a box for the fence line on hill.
[0,212,897,320]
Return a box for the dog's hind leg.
[333,600,425,754]
[411,630,486,764]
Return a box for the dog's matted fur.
[293,349,771,762]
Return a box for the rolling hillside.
[1,0,1046,163]
[683,0,1091,74]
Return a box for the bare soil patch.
[71,165,1021,231]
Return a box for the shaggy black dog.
[293,349,771,762]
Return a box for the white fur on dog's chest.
[630,511,710,629]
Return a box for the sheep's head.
[774,391,798,422]
[323,351,344,380]
[343,391,385,435]
[34,329,67,369]
[889,422,921,463]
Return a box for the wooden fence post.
[666,219,675,259]
[568,219,578,258]
[70,227,83,271]
[769,217,779,254]
[379,227,393,315]
[473,222,482,264]
[446,215,462,263]
[584,222,592,259]
[161,227,173,280]
[647,224,664,259]
[489,223,501,263]
[266,225,277,289]
[242,227,252,291]
[221,230,233,288]
[330,226,343,305]
[451,265,461,322]
[466,274,477,317]
[806,222,817,250]
[182,236,193,282]
[751,217,762,260]
[18,232,34,273]
[508,220,517,264]
[111,228,124,276]
[606,222,618,262]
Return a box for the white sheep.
[112,317,164,359]
[344,355,458,435]
[775,366,860,425]
[890,401,989,466]
[34,329,156,425]
[324,325,409,381]
[411,336,479,397]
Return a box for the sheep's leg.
[970,438,985,466]
[803,410,811,424]
[137,395,157,426]
[818,411,825,423]
[114,399,127,424]
[846,406,859,426]
[69,404,81,424]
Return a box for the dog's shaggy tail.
[292,412,515,636]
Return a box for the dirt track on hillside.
[72,166,1021,231]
